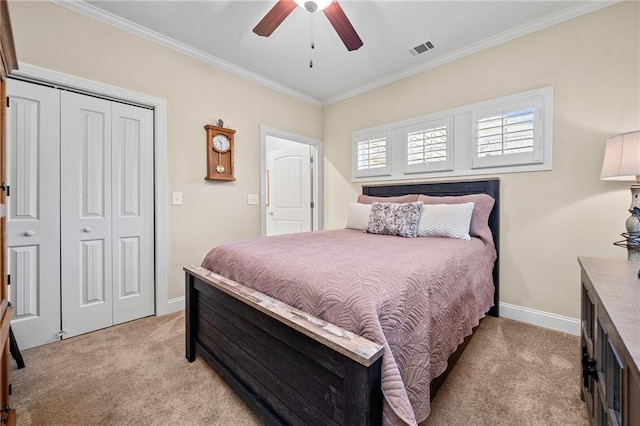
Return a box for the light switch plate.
[247,194,258,205]
[172,192,183,205]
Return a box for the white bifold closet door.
[61,91,155,339]
[110,101,154,325]
[7,80,155,349]
[6,80,61,349]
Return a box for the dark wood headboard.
[362,178,500,317]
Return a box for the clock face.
[212,134,231,153]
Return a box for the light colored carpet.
[424,317,588,426]
[9,313,588,425]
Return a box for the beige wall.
[8,0,322,299]
[322,1,640,319]
[8,1,640,319]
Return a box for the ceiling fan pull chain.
[309,13,314,68]
[310,41,314,68]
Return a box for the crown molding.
[322,1,619,106]
[54,0,617,108]
[53,0,322,107]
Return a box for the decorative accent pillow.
[417,194,495,244]
[357,194,419,204]
[418,202,474,240]
[366,201,423,238]
[344,202,372,231]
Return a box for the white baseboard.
[499,302,580,336]
[158,297,185,316]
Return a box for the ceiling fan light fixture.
[294,0,333,13]
[255,0,361,51]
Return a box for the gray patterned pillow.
[367,201,423,238]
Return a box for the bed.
[185,178,500,426]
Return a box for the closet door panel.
[111,103,154,324]
[6,80,61,349]
[61,91,112,338]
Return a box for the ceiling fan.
[253,0,363,51]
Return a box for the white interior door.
[111,102,154,325]
[60,91,113,338]
[267,144,312,236]
[6,79,62,349]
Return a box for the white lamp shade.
[600,131,640,181]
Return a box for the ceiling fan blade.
[253,0,297,37]
[323,2,363,51]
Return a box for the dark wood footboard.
[185,266,384,426]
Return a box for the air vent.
[409,41,435,56]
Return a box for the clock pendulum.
[216,151,224,173]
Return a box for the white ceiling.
[69,0,614,105]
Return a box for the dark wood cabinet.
[0,1,17,424]
[579,257,640,426]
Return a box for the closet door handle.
[23,230,34,237]
[82,227,92,233]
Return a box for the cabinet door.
[581,281,596,418]
[6,79,61,349]
[627,368,640,426]
[60,91,113,338]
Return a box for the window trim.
[352,129,392,178]
[471,96,544,169]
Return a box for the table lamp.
[600,130,640,261]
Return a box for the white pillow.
[418,202,474,240]
[344,202,372,231]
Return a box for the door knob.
[268,211,274,216]
[83,227,92,233]
[24,230,34,236]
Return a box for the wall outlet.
[247,194,258,205]
[172,192,183,205]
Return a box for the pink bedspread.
[202,229,496,425]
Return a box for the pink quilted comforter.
[201,229,496,425]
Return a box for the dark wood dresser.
[579,257,640,426]
[0,1,17,424]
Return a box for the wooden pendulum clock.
[205,122,236,181]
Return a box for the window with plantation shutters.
[353,131,391,178]
[472,98,543,169]
[351,86,552,182]
[404,117,452,174]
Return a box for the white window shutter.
[353,130,391,178]
[404,117,453,174]
[472,97,543,169]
